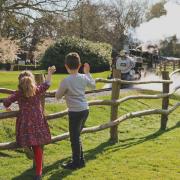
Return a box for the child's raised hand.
[83,63,90,74]
[48,66,56,74]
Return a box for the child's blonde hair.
[18,71,36,97]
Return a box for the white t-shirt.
[116,56,135,73]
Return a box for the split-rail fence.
[1,69,180,151]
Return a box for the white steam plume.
[135,1,180,42]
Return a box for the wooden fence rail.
[157,60,180,72]
[1,85,179,121]
[1,69,180,150]
[1,102,180,150]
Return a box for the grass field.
[0,71,180,180]
[0,70,110,91]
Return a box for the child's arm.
[36,66,56,94]
[83,63,96,89]
[3,91,18,110]
[55,80,67,100]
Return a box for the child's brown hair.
[65,52,81,70]
[18,71,36,97]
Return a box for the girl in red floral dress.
[3,66,56,180]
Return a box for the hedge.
[0,63,12,70]
[0,64,42,71]
[41,36,112,73]
[12,65,42,71]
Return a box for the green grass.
[0,89,180,179]
[0,70,110,98]
[0,70,110,90]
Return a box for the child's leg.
[32,145,43,176]
[69,112,82,164]
[68,110,89,164]
[79,110,89,162]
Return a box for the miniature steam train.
[110,50,144,81]
[110,48,161,81]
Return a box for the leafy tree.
[146,0,167,21]
[0,0,81,37]
[160,35,180,57]
[59,0,108,43]
[0,38,19,63]
[102,0,148,51]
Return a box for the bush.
[0,63,12,70]
[41,36,111,73]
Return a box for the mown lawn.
[0,70,110,92]
[0,89,180,180]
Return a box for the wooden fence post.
[110,69,121,142]
[161,71,170,130]
[163,62,166,71]
[159,62,162,73]
[178,61,180,69]
[173,61,175,71]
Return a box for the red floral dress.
[3,82,51,147]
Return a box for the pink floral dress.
[3,82,51,147]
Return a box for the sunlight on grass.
[0,90,180,179]
[0,71,110,98]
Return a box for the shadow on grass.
[44,140,114,179]
[12,167,34,180]
[12,121,180,179]
[10,140,114,180]
[0,151,12,157]
[111,121,180,152]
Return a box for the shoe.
[79,159,86,168]
[61,160,85,170]
[34,175,42,180]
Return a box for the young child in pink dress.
[3,66,56,180]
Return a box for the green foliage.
[12,65,42,71]
[0,63,12,70]
[41,36,111,73]
[160,35,180,57]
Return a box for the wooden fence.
[157,60,180,72]
[1,69,180,150]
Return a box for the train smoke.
[135,1,180,42]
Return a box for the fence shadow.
[44,140,113,179]
[0,151,12,157]
[12,140,114,179]
[12,168,34,180]
[9,121,180,179]
[43,120,180,179]
[110,120,180,153]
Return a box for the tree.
[146,0,167,21]
[0,15,30,39]
[102,0,148,51]
[61,0,108,42]
[0,38,19,63]
[160,35,180,57]
[34,38,55,61]
[0,0,82,37]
